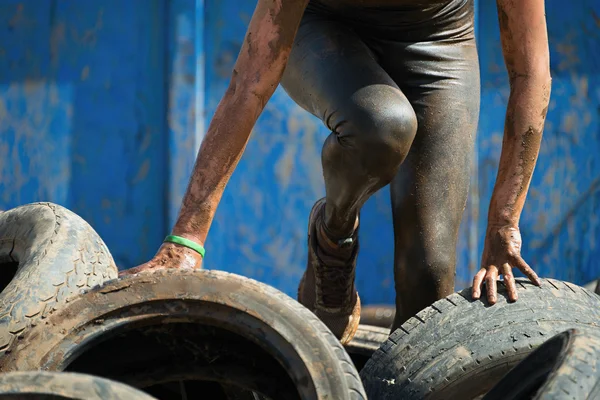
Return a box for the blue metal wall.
[0,0,170,268]
[0,0,598,304]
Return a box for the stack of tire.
[0,203,599,399]
[0,203,365,399]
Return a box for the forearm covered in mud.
[488,77,551,226]
[489,0,551,226]
[171,0,308,244]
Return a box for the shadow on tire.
[344,324,390,372]
[483,329,600,400]
[0,261,18,294]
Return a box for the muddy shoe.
[298,198,361,345]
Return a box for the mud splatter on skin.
[126,0,310,273]
[489,81,550,227]
[488,0,551,227]
[473,0,550,302]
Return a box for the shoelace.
[319,263,356,307]
[313,202,358,308]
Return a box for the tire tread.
[0,203,118,355]
[360,278,600,399]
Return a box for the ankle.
[321,216,358,244]
[317,223,357,257]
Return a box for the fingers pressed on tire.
[472,268,487,299]
[485,267,498,304]
[511,255,541,286]
[501,264,518,302]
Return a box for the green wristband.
[164,235,205,258]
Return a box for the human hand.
[472,225,541,304]
[119,242,203,277]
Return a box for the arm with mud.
[123,0,309,274]
[473,0,551,303]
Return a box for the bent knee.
[337,86,418,171]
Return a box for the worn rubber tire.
[0,202,118,356]
[581,279,600,295]
[360,305,395,329]
[360,278,600,400]
[344,325,390,371]
[1,270,366,400]
[534,329,600,399]
[0,371,157,399]
[483,329,600,400]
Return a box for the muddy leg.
[386,40,480,331]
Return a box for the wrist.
[487,203,520,228]
[153,241,204,269]
[164,235,205,257]
[168,230,205,247]
[487,221,519,232]
[487,218,518,228]
[485,223,519,241]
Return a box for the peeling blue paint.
[166,0,201,228]
[0,0,168,268]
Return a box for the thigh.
[389,39,481,264]
[280,12,408,128]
